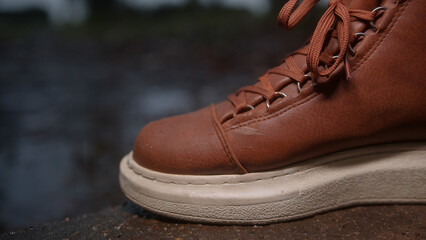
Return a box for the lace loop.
[278,0,320,30]
[279,0,375,80]
[229,0,379,117]
[307,1,350,79]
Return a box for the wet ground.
[2,202,425,239]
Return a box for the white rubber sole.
[119,142,426,225]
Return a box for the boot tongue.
[347,0,379,10]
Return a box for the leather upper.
[133,0,426,175]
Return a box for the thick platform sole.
[119,142,426,225]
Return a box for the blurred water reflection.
[0,0,270,24]
[0,0,88,24]
[0,0,328,25]
[0,0,322,231]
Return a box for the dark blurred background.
[0,0,326,231]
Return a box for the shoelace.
[227,0,379,117]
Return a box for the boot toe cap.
[132,107,239,175]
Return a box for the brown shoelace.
[228,0,377,116]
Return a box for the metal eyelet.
[233,104,256,117]
[297,82,302,93]
[355,32,367,38]
[265,92,287,109]
[370,6,388,30]
[265,99,271,109]
[348,44,356,56]
[349,32,368,56]
[304,73,311,79]
[275,91,287,98]
[372,6,388,13]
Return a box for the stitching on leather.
[210,105,247,174]
[212,119,242,173]
[223,2,409,132]
[226,92,318,131]
[352,0,409,73]
[127,147,418,185]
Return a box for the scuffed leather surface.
[133,106,246,174]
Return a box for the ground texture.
[2,203,425,239]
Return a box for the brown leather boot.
[120,0,426,224]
